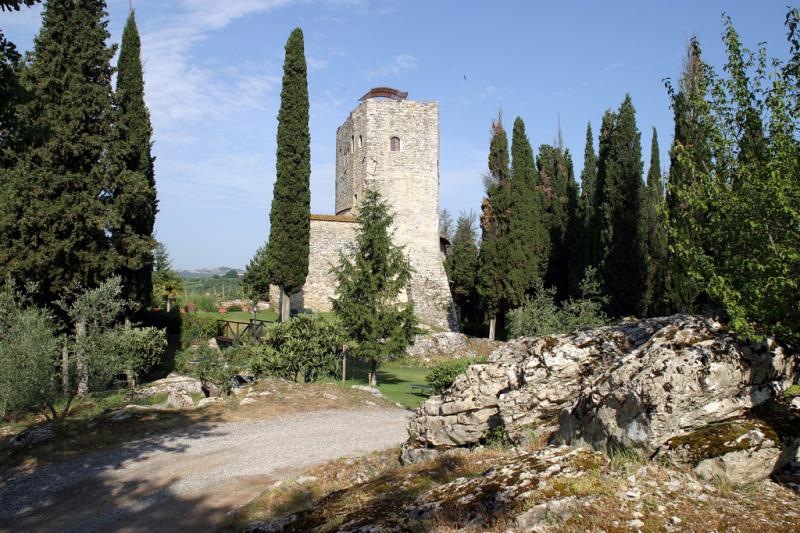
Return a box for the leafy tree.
[477,115,510,340]
[331,188,416,386]
[265,27,310,322]
[0,280,59,418]
[598,95,649,317]
[152,241,183,312]
[0,0,116,308]
[445,211,480,325]
[108,10,157,314]
[667,10,800,342]
[644,128,668,316]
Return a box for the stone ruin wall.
[272,95,457,331]
[269,217,357,313]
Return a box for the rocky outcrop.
[134,373,203,399]
[404,315,798,474]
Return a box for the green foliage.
[226,304,242,312]
[152,241,183,309]
[426,357,485,395]
[666,10,800,342]
[507,267,609,338]
[103,326,166,379]
[266,27,310,296]
[181,312,218,346]
[248,314,345,382]
[185,293,217,313]
[0,0,117,308]
[597,95,649,317]
[243,243,270,301]
[108,10,156,313]
[445,211,480,324]
[645,128,669,316]
[0,281,59,417]
[331,188,416,370]
[194,347,231,395]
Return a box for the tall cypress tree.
[577,123,598,287]
[265,27,310,322]
[509,117,549,301]
[0,0,115,307]
[537,143,576,300]
[645,128,668,316]
[666,38,712,312]
[478,115,509,340]
[599,95,648,317]
[110,10,157,312]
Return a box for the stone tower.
[335,88,457,330]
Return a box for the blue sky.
[1,1,793,269]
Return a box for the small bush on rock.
[426,357,485,395]
[181,313,218,347]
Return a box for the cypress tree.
[599,95,649,317]
[509,117,549,302]
[265,27,310,322]
[445,211,480,326]
[645,128,668,316]
[537,144,576,300]
[331,188,416,386]
[576,123,598,287]
[0,0,116,307]
[477,115,510,340]
[110,10,157,313]
[666,38,712,312]
[591,110,616,273]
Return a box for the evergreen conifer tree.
[478,115,510,340]
[445,212,480,325]
[591,110,616,275]
[0,0,116,307]
[243,243,271,303]
[666,38,713,312]
[265,27,310,322]
[109,10,157,313]
[576,123,598,289]
[645,128,668,315]
[598,95,649,317]
[508,117,550,302]
[331,188,416,386]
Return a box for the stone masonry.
[271,89,457,331]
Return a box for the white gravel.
[0,408,411,532]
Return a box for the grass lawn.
[334,359,431,409]
[197,310,279,322]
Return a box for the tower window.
[359,135,363,148]
[390,136,400,151]
[351,135,355,153]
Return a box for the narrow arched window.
[358,135,363,148]
[390,136,400,151]
[351,135,355,153]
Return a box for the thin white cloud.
[479,85,496,99]
[366,54,418,80]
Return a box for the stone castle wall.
[273,94,457,331]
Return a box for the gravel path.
[0,408,411,532]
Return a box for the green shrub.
[426,357,485,395]
[507,267,608,339]
[248,315,345,382]
[227,304,242,312]
[181,313,218,347]
[195,347,230,394]
[187,294,217,312]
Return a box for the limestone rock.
[135,373,203,399]
[515,496,586,530]
[351,385,383,397]
[166,390,195,409]
[403,314,797,464]
[197,397,224,408]
[657,419,783,484]
[790,396,800,411]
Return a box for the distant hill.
[177,267,243,279]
